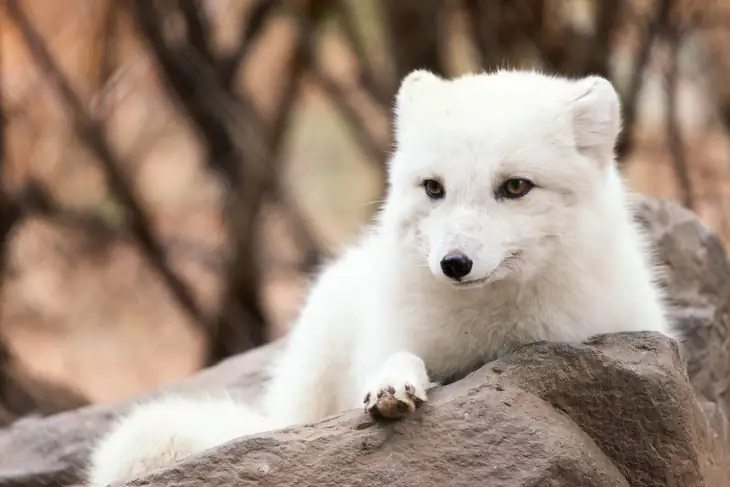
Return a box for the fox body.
[87,69,672,486]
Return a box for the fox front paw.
[363,381,427,419]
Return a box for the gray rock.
[0,342,281,487]
[122,333,724,487]
[634,196,730,416]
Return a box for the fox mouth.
[450,251,521,289]
[452,277,490,289]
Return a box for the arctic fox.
[87,68,672,486]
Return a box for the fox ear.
[570,76,622,163]
[394,69,443,123]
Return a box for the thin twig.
[0,21,16,323]
[91,0,120,121]
[312,66,388,165]
[237,4,327,273]
[664,27,694,210]
[133,1,270,180]
[300,5,389,171]
[335,0,390,107]
[5,0,209,332]
[380,0,446,84]
[616,0,668,160]
[179,0,216,63]
[463,0,502,69]
[133,10,239,179]
[210,2,312,360]
[270,181,328,270]
[589,1,622,77]
[266,12,327,269]
[133,0,276,361]
[219,0,280,88]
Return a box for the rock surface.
[0,196,728,487]
[124,333,723,487]
[0,342,281,487]
[634,196,730,416]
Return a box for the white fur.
[86,69,673,486]
[86,395,275,486]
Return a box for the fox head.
[379,69,624,288]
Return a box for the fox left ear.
[393,70,443,142]
[570,76,622,163]
[395,69,442,114]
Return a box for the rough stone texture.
[0,195,729,487]
[634,196,730,416]
[0,342,281,487]
[127,388,629,487]
[120,333,722,487]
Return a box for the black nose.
[440,252,473,281]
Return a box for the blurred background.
[1,0,729,425]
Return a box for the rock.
[633,196,730,416]
[127,387,630,487]
[1,195,729,487]
[490,332,728,486]
[121,333,722,487]
[3,333,725,487]
[0,342,281,487]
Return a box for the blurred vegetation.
[1,0,730,425]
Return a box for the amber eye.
[500,178,533,199]
[423,179,445,199]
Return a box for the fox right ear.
[394,69,442,120]
[569,76,622,163]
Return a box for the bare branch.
[300,3,389,172]
[0,27,90,426]
[133,0,243,180]
[616,0,668,159]
[218,0,280,89]
[179,0,216,63]
[90,0,120,121]
[312,66,388,168]
[664,26,694,210]
[0,28,17,317]
[0,19,11,245]
[589,1,622,77]
[463,0,503,69]
[132,1,271,178]
[266,52,327,270]
[335,0,390,108]
[5,0,209,335]
[133,0,282,361]
[380,0,447,84]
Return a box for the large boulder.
[1,335,727,487]
[0,196,728,487]
[634,196,730,416]
[0,342,281,487]
[124,333,726,486]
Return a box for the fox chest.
[399,302,536,384]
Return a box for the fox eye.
[423,179,445,199]
[499,178,533,199]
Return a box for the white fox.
[87,68,673,486]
